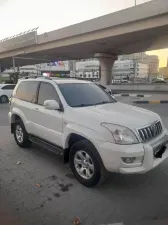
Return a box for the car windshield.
[58,83,116,107]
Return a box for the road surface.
[0,102,168,225]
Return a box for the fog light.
[121,157,136,164]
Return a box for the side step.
[29,136,63,156]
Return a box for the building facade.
[74,60,99,80]
[1,61,71,78]
[74,59,148,81]
[1,53,157,83]
[119,52,146,62]
[143,55,159,78]
[78,52,158,81]
[135,63,149,79]
[119,52,159,79]
[159,58,168,79]
[159,67,168,79]
[112,60,134,80]
[112,60,148,80]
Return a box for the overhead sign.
[47,61,65,66]
[0,31,37,53]
[42,71,70,78]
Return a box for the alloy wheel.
[74,150,95,180]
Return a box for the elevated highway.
[0,0,168,84]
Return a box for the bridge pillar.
[95,53,118,85]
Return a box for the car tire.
[69,140,104,187]
[0,95,8,103]
[14,120,32,148]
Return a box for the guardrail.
[107,83,168,93]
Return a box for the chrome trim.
[138,121,163,142]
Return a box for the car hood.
[73,102,160,130]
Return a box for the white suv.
[0,84,15,103]
[9,77,168,187]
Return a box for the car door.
[33,82,63,147]
[13,81,39,135]
[1,84,15,98]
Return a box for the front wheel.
[14,120,31,148]
[0,95,8,103]
[69,140,104,187]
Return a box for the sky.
[0,0,167,67]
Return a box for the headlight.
[101,123,139,145]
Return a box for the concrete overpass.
[0,0,168,84]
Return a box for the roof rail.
[20,75,52,80]
[36,76,52,80]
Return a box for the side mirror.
[44,100,60,110]
[109,90,112,95]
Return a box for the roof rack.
[20,75,52,80]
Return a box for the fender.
[63,122,105,149]
[11,107,31,133]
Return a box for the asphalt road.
[1,103,168,225]
[0,104,10,126]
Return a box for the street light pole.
[12,57,16,73]
[0,64,1,83]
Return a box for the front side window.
[1,85,15,90]
[16,81,38,103]
[37,82,59,105]
[58,83,116,107]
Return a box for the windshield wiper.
[74,104,93,107]
[74,101,111,107]
[94,101,111,106]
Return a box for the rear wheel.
[14,120,31,148]
[0,95,8,103]
[69,140,104,187]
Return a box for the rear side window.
[16,81,38,103]
[37,82,59,105]
[1,85,15,90]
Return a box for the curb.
[114,94,144,97]
[114,94,148,97]
[120,94,130,97]
[133,100,168,104]
[121,94,144,97]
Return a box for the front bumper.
[94,128,168,174]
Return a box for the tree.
[10,72,19,84]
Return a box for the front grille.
[138,121,163,142]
